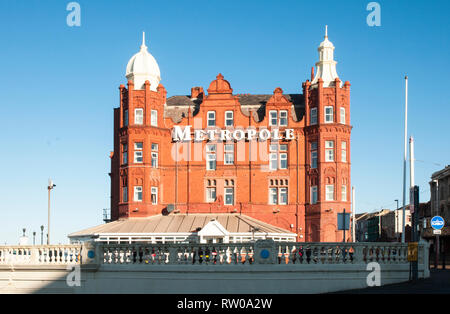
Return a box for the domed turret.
[311,26,340,88]
[126,32,161,91]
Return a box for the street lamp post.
[395,199,399,241]
[40,225,44,245]
[47,179,56,245]
[33,231,36,245]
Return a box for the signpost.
[338,208,351,242]
[431,215,445,269]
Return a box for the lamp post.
[33,231,36,245]
[40,225,44,245]
[47,179,56,245]
[395,199,399,241]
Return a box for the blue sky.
[0,0,449,244]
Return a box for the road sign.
[407,242,418,262]
[433,229,441,235]
[431,216,445,230]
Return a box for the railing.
[0,245,82,265]
[0,241,422,267]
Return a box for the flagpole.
[401,76,408,243]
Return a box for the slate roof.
[165,93,305,123]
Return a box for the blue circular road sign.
[431,216,445,230]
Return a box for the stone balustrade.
[0,240,426,267]
[0,245,82,265]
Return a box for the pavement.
[336,269,450,294]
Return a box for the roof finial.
[325,25,328,38]
[140,31,147,50]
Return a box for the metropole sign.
[172,126,295,142]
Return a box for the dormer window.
[225,111,234,127]
[279,110,288,126]
[269,111,278,126]
[207,111,216,127]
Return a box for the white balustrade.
[0,245,81,266]
[0,242,422,268]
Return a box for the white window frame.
[279,187,288,205]
[269,187,278,205]
[206,187,216,203]
[224,187,234,205]
[325,185,334,201]
[269,153,278,170]
[340,107,346,124]
[225,111,234,127]
[325,140,334,162]
[279,110,288,126]
[151,187,158,205]
[151,143,158,168]
[151,110,158,127]
[224,144,234,165]
[134,186,143,202]
[135,108,144,125]
[341,185,347,202]
[269,110,278,126]
[310,108,317,125]
[134,142,143,163]
[279,153,288,170]
[207,111,216,127]
[341,141,347,163]
[311,186,318,204]
[325,106,333,123]
[206,144,216,170]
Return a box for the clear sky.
[0,0,449,245]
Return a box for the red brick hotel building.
[109,29,352,242]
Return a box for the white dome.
[311,26,340,88]
[125,32,161,91]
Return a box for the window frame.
[341,185,347,202]
[225,111,234,127]
[134,186,143,202]
[224,187,234,205]
[279,187,288,205]
[279,110,288,126]
[311,186,318,204]
[310,107,318,125]
[341,141,347,163]
[135,108,144,125]
[134,142,143,163]
[207,111,216,127]
[269,110,278,126]
[325,185,334,201]
[123,109,129,127]
[325,140,334,162]
[122,186,128,203]
[340,107,346,124]
[151,109,158,127]
[324,106,334,123]
[151,187,158,205]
